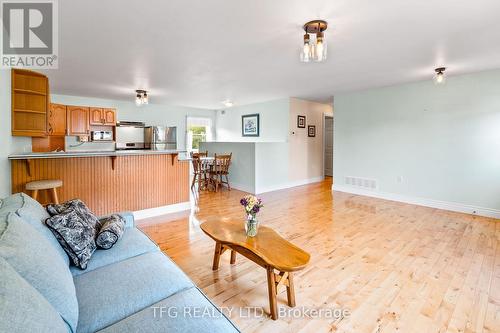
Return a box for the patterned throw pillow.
[46,199,102,230]
[45,210,97,269]
[96,215,125,249]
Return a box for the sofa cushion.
[0,257,69,333]
[0,193,70,266]
[0,213,78,332]
[74,251,194,333]
[96,287,239,333]
[70,227,158,276]
[46,210,97,270]
[0,193,25,236]
[96,214,125,249]
[15,193,70,265]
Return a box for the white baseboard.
[256,176,324,194]
[229,181,255,194]
[133,201,191,220]
[333,184,500,219]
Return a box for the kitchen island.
[9,150,190,216]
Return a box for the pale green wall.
[334,69,500,210]
[215,98,290,142]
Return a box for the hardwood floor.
[138,178,500,333]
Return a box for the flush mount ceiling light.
[222,100,234,108]
[135,90,148,106]
[300,20,328,63]
[434,67,446,85]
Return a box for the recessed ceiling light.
[222,100,234,108]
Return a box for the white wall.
[289,98,332,184]
[215,98,289,142]
[51,94,216,150]
[0,70,32,198]
[334,69,500,217]
[209,97,332,194]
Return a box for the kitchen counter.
[10,149,191,216]
[8,149,189,160]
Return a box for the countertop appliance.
[116,121,146,150]
[144,126,177,150]
[91,130,113,142]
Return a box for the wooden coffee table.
[200,219,310,320]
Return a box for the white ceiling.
[43,0,500,109]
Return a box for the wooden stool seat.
[26,179,63,204]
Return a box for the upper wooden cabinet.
[11,69,49,137]
[67,106,90,136]
[90,107,116,126]
[48,103,67,136]
[103,108,116,125]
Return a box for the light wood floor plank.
[139,178,499,333]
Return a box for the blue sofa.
[0,193,239,333]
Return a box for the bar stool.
[25,179,63,204]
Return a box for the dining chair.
[190,151,209,191]
[190,150,208,159]
[209,153,232,192]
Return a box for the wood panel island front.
[9,150,190,216]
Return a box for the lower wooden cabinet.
[67,106,90,136]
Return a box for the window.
[186,116,213,152]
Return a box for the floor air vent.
[345,176,378,190]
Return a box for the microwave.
[91,130,113,141]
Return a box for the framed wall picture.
[297,115,306,128]
[308,125,316,137]
[242,113,260,137]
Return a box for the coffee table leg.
[286,272,296,307]
[212,242,222,270]
[266,267,278,320]
[230,250,236,264]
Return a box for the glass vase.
[245,217,259,237]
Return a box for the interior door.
[324,117,333,177]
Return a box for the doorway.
[324,116,333,177]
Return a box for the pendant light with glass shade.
[135,90,148,106]
[300,20,328,63]
[434,67,446,85]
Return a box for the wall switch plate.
[397,176,404,183]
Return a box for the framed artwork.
[297,115,306,128]
[242,113,260,137]
[308,125,316,137]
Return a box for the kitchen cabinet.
[48,103,67,136]
[90,107,116,126]
[11,69,49,137]
[67,106,90,136]
[103,108,116,125]
[90,107,104,125]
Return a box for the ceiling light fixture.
[434,67,446,85]
[300,20,328,63]
[135,90,148,106]
[222,100,234,108]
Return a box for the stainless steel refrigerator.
[144,126,177,150]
